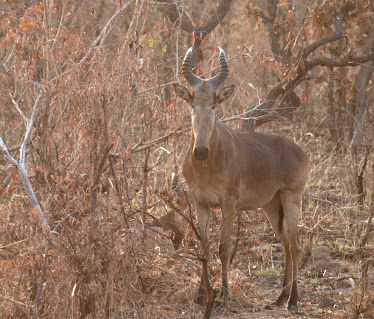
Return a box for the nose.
[193,146,209,161]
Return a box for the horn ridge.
[181,46,203,88]
[207,47,229,90]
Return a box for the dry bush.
[1,1,373,318]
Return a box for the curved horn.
[207,47,229,90]
[182,46,203,88]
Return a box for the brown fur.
[183,121,308,211]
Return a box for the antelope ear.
[217,85,235,103]
[173,84,192,102]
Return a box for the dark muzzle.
[194,147,209,161]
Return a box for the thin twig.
[131,127,185,153]
[0,238,31,250]
[9,93,28,123]
[137,81,179,95]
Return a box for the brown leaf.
[10,120,21,127]
[300,94,308,104]
[314,75,326,84]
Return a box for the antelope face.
[174,46,234,161]
[174,82,234,161]
[191,102,215,160]
[189,82,217,160]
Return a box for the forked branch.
[168,0,234,47]
[0,90,49,231]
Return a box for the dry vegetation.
[0,0,373,318]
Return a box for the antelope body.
[174,46,309,311]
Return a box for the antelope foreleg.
[219,199,236,302]
[195,201,211,305]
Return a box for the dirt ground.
[135,208,374,319]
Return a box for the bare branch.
[10,93,28,123]
[95,1,133,47]
[20,90,43,166]
[326,67,341,148]
[124,0,145,45]
[263,0,281,57]
[138,81,179,95]
[303,18,343,57]
[305,53,374,69]
[168,0,235,47]
[303,3,355,58]
[131,127,186,153]
[242,76,304,130]
[0,138,19,167]
[168,1,199,33]
[350,60,374,153]
[91,144,113,190]
[0,89,50,232]
[194,0,235,47]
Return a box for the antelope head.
[174,47,235,161]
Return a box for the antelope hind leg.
[279,189,302,311]
[263,192,295,308]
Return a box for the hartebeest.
[173,46,309,311]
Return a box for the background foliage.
[0,0,373,318]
